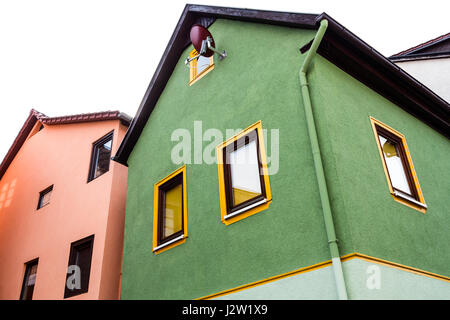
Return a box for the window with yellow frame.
[370,117,427,213]
[216,121,272,225]
[152,166,188,254]
[188,49,214,86]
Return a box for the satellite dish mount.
[185,25,227,66]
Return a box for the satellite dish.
[185,24,227,66]
[190,24,215,57]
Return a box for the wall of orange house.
[0,119,128,300]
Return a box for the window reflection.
[378,135,412,195]
[95,139,112,178]
[38,185,53,209]
[229,140,262,206]
[21,260,38,300]
[89,133,113,182]
[163,183,183,239]
[196,55,211,75]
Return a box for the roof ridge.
[39,110,131,125]
[43,109,119,120]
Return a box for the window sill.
[87,170,110,184]
[36,203,50,211]
[391,191,427,213]
[153,234,186,254]
[222,198,272,226]
[393,191,427,209]
[224,198,268,220]
[188,64,214,86]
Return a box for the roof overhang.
[113,4,449,166]
[313,13,449,138]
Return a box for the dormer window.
[188,49,214,86]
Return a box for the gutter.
[299,19,348,300]
[389,52,450,62]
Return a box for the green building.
[113,5,450,300]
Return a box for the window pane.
[163,183,183,239]
[75,243,93,292]
[38,186,53,209]
[196,55,210,75]
[229,140,262,206]
[378,135,412,195]
[27,265,37,286]
[94,138,112,178]
[65,236,94,298]
[21,261,38,300]
[41,191,51,206]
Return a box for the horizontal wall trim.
[341,253,450,283]
[197,253,450,300]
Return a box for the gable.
[0,110,131,181]
[113,5,450,167]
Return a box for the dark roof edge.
[187,4,318,28]
[318,13,449,104]
[0,110,38,181]
[389,52,450,62]
[316,13,449,136]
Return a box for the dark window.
[88,132,113,182]
[64,235,94,298]
[157,173,184,246]
[37,185,53,210]
[20,259,39,300]
[223,129,266,215]
[375,125,419,202]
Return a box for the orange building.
[0,109,130,300]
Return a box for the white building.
[390,33,450,103]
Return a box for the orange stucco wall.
[0,119,128,299]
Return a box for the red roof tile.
[390,32,450,57]
[40,110,131,125]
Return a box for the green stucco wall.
[121,18,450,300]
[121,19,333,299]
[307,55,450,277]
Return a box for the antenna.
[185,24,227,66]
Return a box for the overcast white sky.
[0,0,448,162]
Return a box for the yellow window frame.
[152,165,188,254]
[216,120,272,225]
[369,117,426,213]
[188,49,214,86]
